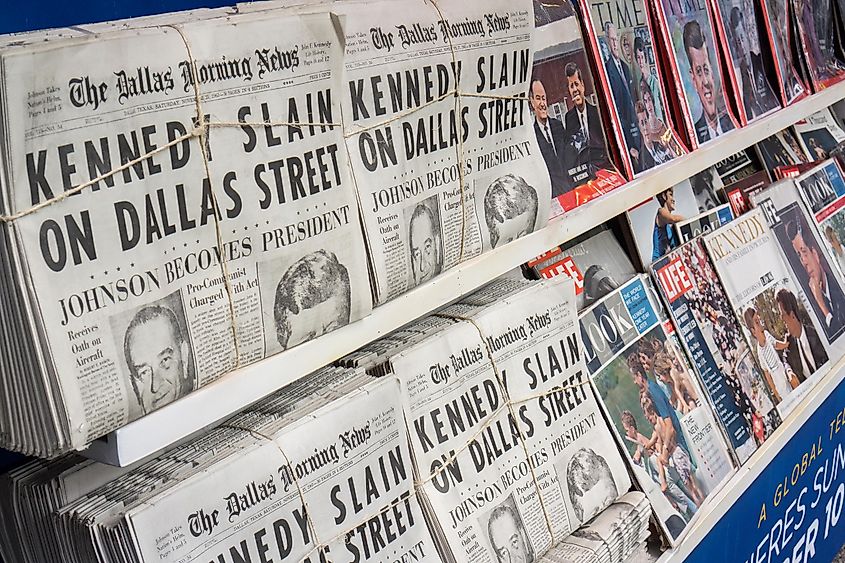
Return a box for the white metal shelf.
[655,355,845,562]
[82,80,845,467]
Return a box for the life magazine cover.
[524,226,637,311]
[625,168,722,267]
[0,10,372,455]
[579,275,735,545]
[795,160,845,279]
[759,0,809,105]
[791,0,845,91]
[651,238,783,467]
[704,208,833,417]
[390,278,631,561]
[720,170,771,217]
[578,0,686,177]
[673,203,734,245]
[651,0,739,148]
[710,0,781,124]
[530,0,627,215]
[340,0,551,304]
[793,108,845,161]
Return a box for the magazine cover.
[532,0,628,216]
[652,0,739,148]
[577,0,686,177]
[580,275,735,544]
[714,148,766,184]
[652,239,783,466]
[757,129,811,171]
[793,109,845,160]
[720,170,771,216]
[524,226,637,310]
[710,0,781,124]
[626,168,723,266]
[759,0,810,105]
[674,203,735,245]
[791,0,845,91]
[704,208,833,416]
[795,160,845,279]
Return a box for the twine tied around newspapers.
[218,311,593,563]
[0,0,529,374]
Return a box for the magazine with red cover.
[577,0,687,178]
[791,0,845,91]
[758,0,810,105]
[531,0,628,216]
[709,0,781,124]
[651,0,741,149]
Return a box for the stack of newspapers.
[0,0,556,458]
[540,492,652,563]
[0,366,444,563]
[343,275,635,561]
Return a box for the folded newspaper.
[579,275,735,545]
[345,276,633,561]
[0,8,375,457]
[1,367,444,563]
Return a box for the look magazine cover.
[578,0,686,178]
[795,160,845,279]
[532,0,627,216]
[580,275,735,545]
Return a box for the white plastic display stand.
[83,80,845,467]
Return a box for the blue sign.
[686,375,845,563]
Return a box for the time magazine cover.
[531,0,627,216]
[758,0,810,105]
[651,0,740,148]
[625,167,723,267]
[580,275,735,545]
[704,208,834,416]
[710,0,781,124]
[795,160,845,280]
[791,0,845,91]
[651,238,783,466]
[577,0,686,177]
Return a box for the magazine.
[524,226,637,310]
[793,108,845,161]
[578,0,686,177]
[531,0,627,215]
[795,160,845,279]
[791,0,845,91]
[714,148,766,185]
[704,208,834,416]
[758,0,810,104]
[719,170,771,216]
[757,129,811,171]
[711,0,781,124]
[625,168,723,267]
[580,275,736,545]
[651,0,739,148]
[651,238,783,466]
[674,203,735,245]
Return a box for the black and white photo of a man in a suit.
[682,20,735,144]
[787,219,845,338]
[603,21,639,150]
[776,288,828,382]
[530,78,571,197]
[562,61,610,172]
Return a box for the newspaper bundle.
[339,0,551,304]
[703,207,835,417]
[350,276,633,561]
[578,0,686,177]
[0,8,375,457]
[794,160,845,279]
[539,491,651,563]
[651,238,783,467]
[0,367,444,563]
[523,225,637,311]
[579,275,735,545]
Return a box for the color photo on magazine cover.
[532,0,626,215]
